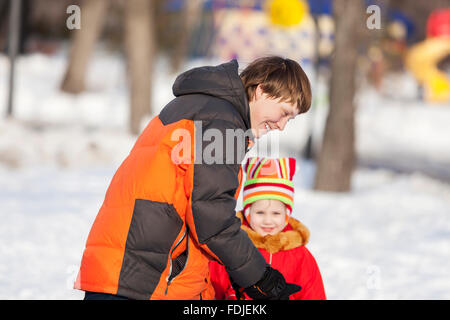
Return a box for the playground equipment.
[405,9,450,103]
[268,0,309,27]
[210,0,316,63]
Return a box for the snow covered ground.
[0,48,449,299]
[294,165,450,299]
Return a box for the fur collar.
[236,211,310,254]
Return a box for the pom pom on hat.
[243,157,296,218]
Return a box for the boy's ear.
[255,84,264,100]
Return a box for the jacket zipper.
[164,227,188,295]
[269,253,272,265]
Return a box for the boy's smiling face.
[249,85,298,139]
[248,199,287,236]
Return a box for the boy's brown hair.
[240,56,312,115]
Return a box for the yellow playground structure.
[405,9,450,103]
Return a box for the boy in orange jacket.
[209,157,326,300]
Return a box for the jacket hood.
[172,60,251,130]
[236,211,310,254]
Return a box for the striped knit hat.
[243,157,296,218]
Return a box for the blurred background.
[0,0,449,299]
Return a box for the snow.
[355,85,450,181]
[293,166,450,299]
[0,165,112,299]
[1,47,450,299]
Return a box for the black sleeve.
[187,118,267,288]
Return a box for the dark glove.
[230,278,246,300]
[243,266,302,300]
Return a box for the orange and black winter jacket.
[74,60,267,300]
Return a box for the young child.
[209,157,326,300]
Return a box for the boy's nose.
[277,118,289,131]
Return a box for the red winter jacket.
[209,211,326,300]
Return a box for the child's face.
[248,199,287,236]
[249,85,298,139]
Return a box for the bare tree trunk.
[60,0,108,94]
[124,0,155,135]
[169,0,203,72]
[6,0,22,118]
[314,0,364,192]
